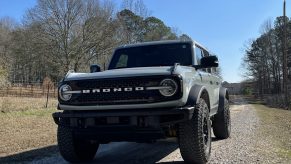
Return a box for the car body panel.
[64,66,172,81]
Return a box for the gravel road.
[14,96,291,163]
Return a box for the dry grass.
[253,104,291,159]
[0,97,58,157]
[0,96,57,112]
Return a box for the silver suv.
[53,40,230,164]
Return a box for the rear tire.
[213,99,231,139]
[57,124,99,163]
[178,98,211,164]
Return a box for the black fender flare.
[186,85,210,108]
[218,87,229,113]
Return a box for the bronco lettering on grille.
[82,87,144,93]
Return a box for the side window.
[195,47,203,65]
[115,54,128,68]
[195,45,213,74]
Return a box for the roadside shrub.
[42,76,54,89]
[0,69,10,88]
[242,87,252,95]
[264,94,288,109]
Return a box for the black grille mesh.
[60,75,182,106]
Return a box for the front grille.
[60,75,182,106]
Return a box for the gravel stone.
[11,96,291,164]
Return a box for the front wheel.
[57,125,99,163]
[178,98,211,164]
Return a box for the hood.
[64,66,173,81]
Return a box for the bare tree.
[0,17,16,70]
[0,17,17,86]
[242,17,291,98]
[121,0,151,18]
[25,0,118,75]
[0,0,185,83]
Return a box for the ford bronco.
[53,40,230,163]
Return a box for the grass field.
[253,104,291,159]
[0,97,57,157]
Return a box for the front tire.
[57,125,99,163]
[213,99,231,139]
[178,98,211,164]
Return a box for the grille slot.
[61,76,182,105]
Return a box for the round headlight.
[159,79,178,97]
[59,84,72,101]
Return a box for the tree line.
[242,16,291,95]
[0,0,191,85]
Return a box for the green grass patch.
[252,104,291,159]
[278,148,291,158]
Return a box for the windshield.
[108,43,192,69]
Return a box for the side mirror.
[90,64,101,73]
[200,56,219,68]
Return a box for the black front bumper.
[52,107,194,142]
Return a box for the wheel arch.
[186,85,210,111]
[218,87,229,112]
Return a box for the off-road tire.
[213,99,231,139]
[178,98,211,164]
[57,125,99,163]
